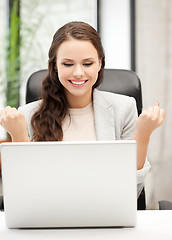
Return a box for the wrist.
[11,134,30,142]
[133,131,151,146]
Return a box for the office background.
[0,0,172,209]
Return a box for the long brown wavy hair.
[31,21,105,141]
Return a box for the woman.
[0,21,165,197]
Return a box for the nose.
[73,64,84,78]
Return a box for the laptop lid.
[1,140,137,228]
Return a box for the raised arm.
[133,102,165,170]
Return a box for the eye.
[63,63,73,67]
[83,62,93,67]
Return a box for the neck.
[65,90,93,108]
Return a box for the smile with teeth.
[69,80,88,85]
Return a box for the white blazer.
[18,89,151,198]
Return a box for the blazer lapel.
[93,89,115,140]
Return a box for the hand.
[133,102,165,143]
[0,106,29,142]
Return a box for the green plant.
[6,0,21,108]
[5,0,45,109]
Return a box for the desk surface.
[0,210,172,240]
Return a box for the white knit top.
[62,102,97,141]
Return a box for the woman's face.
[56,38,101,108]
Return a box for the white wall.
[99,0,131,69]
[136,0,172,209]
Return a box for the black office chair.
[159,200,172,210]
[26,69,142,115]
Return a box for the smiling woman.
[29,22,105,142]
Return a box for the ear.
[98,58,102,72]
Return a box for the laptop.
[1,140,137,228]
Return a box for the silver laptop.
[1,140,137,228]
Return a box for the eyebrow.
[83,58,95,61]
[62,58,95,61]
[62,58,73,61]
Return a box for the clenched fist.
[0,106,30,142]
[134,102,165,142]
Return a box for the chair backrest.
[26,69,142,115]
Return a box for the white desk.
[0,210,172,240]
